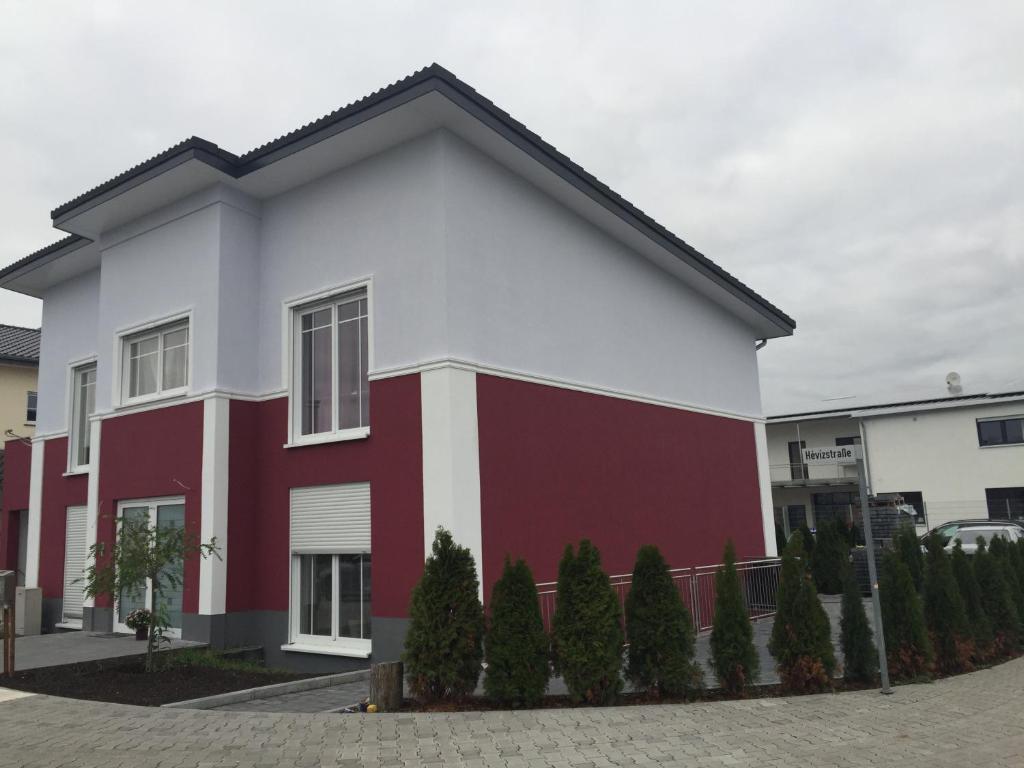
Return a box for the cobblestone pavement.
[2,657,1024,768]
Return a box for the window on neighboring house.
[288,483,372,655]
[987,487,1024,521]
[788,440,807,480]
[70,363,97,470]
[121,320,189,403]
[977,417,1024,447]
[25,391,37,424]
[292,287,369,441]
[835,436,861,446]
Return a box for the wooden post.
[369,661,403,712]
[2,607,13,677]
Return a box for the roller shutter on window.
[63,506,88,622]
[290,482,371,554]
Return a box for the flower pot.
[135,626,149,641]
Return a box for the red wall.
[476,374,766,600]
[227,374,423,617]
[37,438,88,599]
[97,402,204,611]
[1,439,31,571]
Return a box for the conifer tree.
[840,561,876,683]
[709,540,759,694]
[950,541,993,661]
[989,536,1024,625]
[625,544,702,698]
[551,540,624,705]
[404,527,485,701]
[892,523,924,593]
[811,520,849,595]
[879,549,932,680]
[798,524,815,559]
[922,536,972,674]
[768,531,835,692]
[484,557,550,707]
[973,539,1021,656]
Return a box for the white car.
[944,524,1022,555]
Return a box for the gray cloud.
[1,1,1020,412]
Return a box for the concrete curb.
[161,668,370,710]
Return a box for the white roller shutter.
[290,482,370,554]
[63,506,88,622]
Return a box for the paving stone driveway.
[2,658,1024,768]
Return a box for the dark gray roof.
[769,390,1024,420]
[0,324,40,364]
[7,65,794,332]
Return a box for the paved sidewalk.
[2,657,1024,767]
[12,631,203,671]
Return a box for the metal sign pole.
[856,457,891,694]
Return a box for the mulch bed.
[3,658,316,707]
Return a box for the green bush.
[625,545,702,698]
[892,523,924,593]
[973,539,1021,657]
[879,549,932,680]
[769,531,836,692]
[551,540,624,705]
[709,540,759,694]
[811,520,849,595]
[840,561,876,683]
[798,524,815,559]
[922,537,972,674]
[989,536,1024,625]
[404,527,485,701]
[950,541,993,661]
[484,557,550,707]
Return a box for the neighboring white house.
[766,390,1024,536]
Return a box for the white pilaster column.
[420,366,484,598]
[199,395,230,616]
[753,420,777,557]
[24,439,45,588]
[82,418,102,609]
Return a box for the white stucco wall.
[36,270,100,434]
[865,402,1024,526]
[440,132,763,418]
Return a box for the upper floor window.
[70,362,96,471]
[291,287,369,442]
[121,319,189,404]
[977,417,1023,447]
[25,391,37,424]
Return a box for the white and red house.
[0,65,794,670]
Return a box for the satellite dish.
[946,371,962,395]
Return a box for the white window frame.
[112,496,186,639]
[286,551,372,657]
[284,278,373,448]
[25,390,37,425]
[67,358,97,474]
[114,311,193,408]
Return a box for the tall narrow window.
[25,391,37,423]
[293,287,369,441]
[70,363,97,471]
[121,319,189,403]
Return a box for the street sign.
[801,445,862,465]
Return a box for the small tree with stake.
[709,540,759,695]
[83,515,219,673]
[839,561,876,683]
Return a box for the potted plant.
[125,608,152,641]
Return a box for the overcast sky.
[0,1,1020,413]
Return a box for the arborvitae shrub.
[484,557,550,707]
[922,537,973,674]
[709,540,759,694]
[798,525,815,559]
[404,527,485,701]
[892,523,924,593]
[840,561,876,683]
[625,545,702,698]
[973,539,1021,657]
[950,541,993,661]
[989,536,1024,626]
[551,540,623,705]
[811,520,849,595]
[879,549,932,680]
[768,532,836,692]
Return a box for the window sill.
[283,426,370,449]
[116,388,189,410]
[63,468,89,477]
[979,443,1023,449]
[55,621,83,631]
[280,642,371,658]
